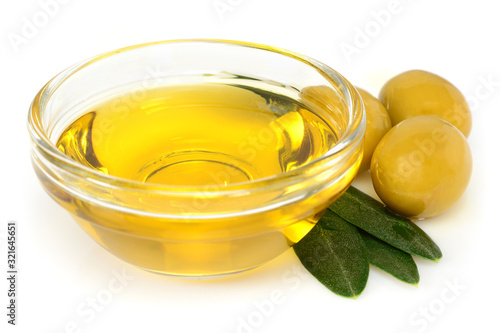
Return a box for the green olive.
[379,70,472,138]
[370,116,472,219]
[356,88,392,172]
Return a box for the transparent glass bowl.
[28,40,365,278]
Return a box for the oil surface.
[53,81,342,276]
[57,82,337,186]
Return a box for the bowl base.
[140,266,256,280]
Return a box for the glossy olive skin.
[356,88,392,172]
[370,116,472,219]
[379,70,472,138]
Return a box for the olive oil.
[53,81,343,276]
[57,82,336,186]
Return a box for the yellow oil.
[52,81,341,276]
[57,83,337,184]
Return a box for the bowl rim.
[28,39,365,195]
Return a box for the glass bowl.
[28,40,365,278]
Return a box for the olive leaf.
[359,229,419,285]
[294,209,369,298]
[329,186,442,261]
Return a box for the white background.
[1,0,499,332]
